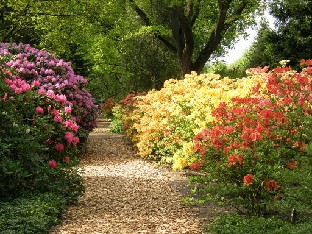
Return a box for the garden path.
[50,118,223,234]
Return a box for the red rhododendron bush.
[116,61,312,216]
[192,60,312,215]
[0,43,98,199]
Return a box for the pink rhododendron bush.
[116,61,312,216]
[0,43,98,200]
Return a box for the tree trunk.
[130,0,250,76]
[171,6,194,75]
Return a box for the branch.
[224,1,248,28]
[128,0,150,25]
[25,12,81,17]
[192,0,234,71]
[2,3,30,41]
[128,0,176,54]
[175,6,194,56]
[185,0,194,22]
[191,1,200,26]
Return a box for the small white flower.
[279,60,290,67]
[2,111,7,115]
[25,129,31,134]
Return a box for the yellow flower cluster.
[125,72,266,170]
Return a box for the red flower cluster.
[265,180,280,191]
[193,61,312,201]
[286,161,299,170]
[189,160,204,170]
[243,174,254,185]
[119,92,146,114]
[101,97,116,116]
[228,153,244,167]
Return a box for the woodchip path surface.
[50,118,223,234]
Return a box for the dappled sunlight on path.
[50,118,220,234]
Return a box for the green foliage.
[203,162,312,233]
[110,104,126,133]
[110,117,125,134]
[206,61,248,78]
[120,35,180,91]
[206,214,312,234]
[31,167,85,204]
[0,0,41,44]
[0,193,66,234]
[276,162,312,214]
[243,0,312,69]
[0,87,47,198]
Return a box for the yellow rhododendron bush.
[116,71,267,170]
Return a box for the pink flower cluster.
[36,106,44,114]
[48,160,57,169]
[4,77,31,94]
[63,120,79,132]
[55,143,64,152]
[64,131,80,145]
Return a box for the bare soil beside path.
[50,119,225,234]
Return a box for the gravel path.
[50,119,221,234]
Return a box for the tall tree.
[245,0,312,69]
[29,0,178,98]
[127,0,262,75]
[1,0,264,99]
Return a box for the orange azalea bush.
[192,60,312,215]
[120,71,267,169]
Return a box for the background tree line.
[209,0,312,77]
[1,0,311,101]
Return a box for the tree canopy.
[244,0,312,69]
[1,0,265,99]
[128,0,262,75]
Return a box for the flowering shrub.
[0,43,96,199]
[111,92,146,135]
[193,61,312,215]
[115,61,312,216]
[0,43,98,132]
[120,72,266,169]
[100,97,116,117]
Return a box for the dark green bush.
[0,193,66,234]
